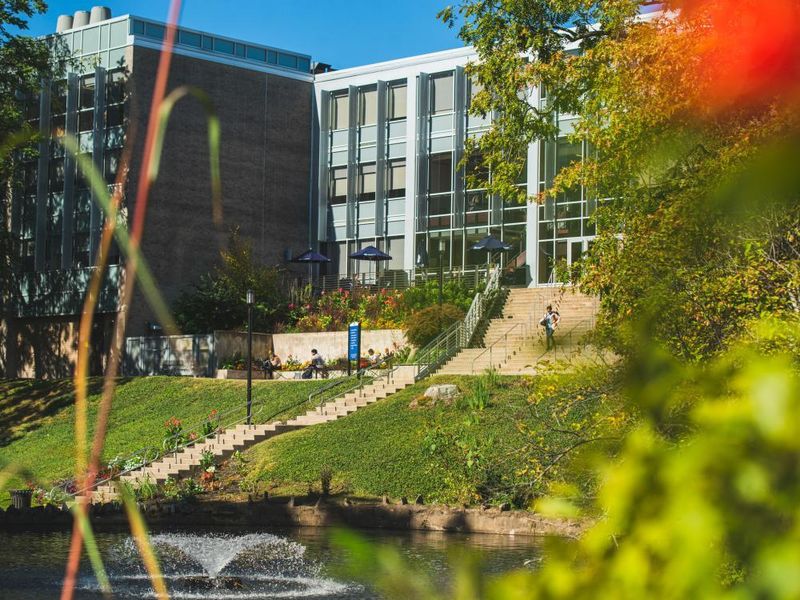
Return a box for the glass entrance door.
[538,238,588,285]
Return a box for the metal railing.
[286,265,492,299]
[52,379,330,501]
[306,362,399,413]
[470,314,536,374]
[535,316,595,363]
[411,266,502,380]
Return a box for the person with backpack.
[261,355,274,380]
[540,304,560,351]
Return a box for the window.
[106,71,126,104]
[49,158,65,192]
[329,167,347,204]
[246,46,266,61]
[466,190,489,212]
[468,78,484,108]
[179,30,202,48]
[358,163,376,201]
[388,83,407,120]
[387,159,406,198]
[429,195,451,215]
[144,22,164,40]
[278,53,297,69]
[106,103,124,127]
[214,38,234,54]
[331,93,348,130]
[82,26,100,52]
[429,153,453,194]
[359,87,377,126]
[23,163,37,195]
[78,109,93,132]
[431,73,454,114]
[80,76,95,110]
[105,148,121,183]
[109,20,127,47]
[466,152,489,189]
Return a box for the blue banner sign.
[348,322,361,362]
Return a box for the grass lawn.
[0,376,327,503]
[242,367,626,507]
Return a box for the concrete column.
[61,73,79,270]
[345,85,358,241]
[453,66,466,230]
[316,90,330,242]
[374,80,387,238]
[89,66,106,264]
[34,79,51,272]
[527,140,540,287]
[526,86,542,286]
[402,76,417,272]
[414,73,430,236]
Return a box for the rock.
[414,495,424,505]
[423,384,459,401]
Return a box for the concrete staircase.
[437,287,599,375]
[89,370,416,503]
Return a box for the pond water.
[0,526,544,599]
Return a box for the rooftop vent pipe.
[89,6,111,23]
[56,14,73,32]
[72,10,90,27]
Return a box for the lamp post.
[246,289,254,425]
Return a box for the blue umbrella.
[469,235,512,251]
[349,245,392,261]
[291,249,331,263]
[349,246,391,284]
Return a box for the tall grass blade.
[118,484,170,600]
[71,505,112,597]
[62,135,178,334]
[149,85,223,225]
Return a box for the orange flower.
[678,0,800,111]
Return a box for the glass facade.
[536,131,596,284]
[317,62,597,285]
[131,18,311,73]
[13,67,125,275]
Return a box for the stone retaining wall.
[0,499,585,538]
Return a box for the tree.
[442,0,800,360]
[172,229,288,333]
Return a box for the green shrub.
[405,304,465,347]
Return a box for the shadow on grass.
[0,377,134,448]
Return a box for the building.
[2,8,313,377]
[313,50,596,286]
[1,7,597,377]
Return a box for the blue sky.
[22,0,464,68]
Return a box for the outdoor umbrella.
[470,235,512,271]
[290,249,331,264]
[469,235,512,252]
[290,249,331,289]
[349,245,392,284]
